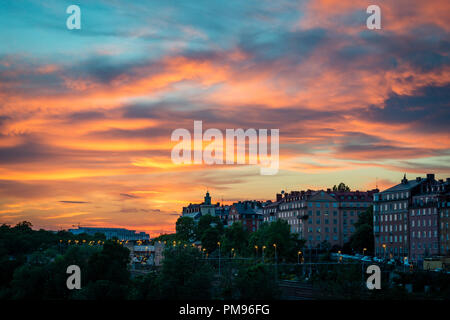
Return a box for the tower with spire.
[204,190,211,205]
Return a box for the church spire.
[204,190,211,205]
[401,173,408,184]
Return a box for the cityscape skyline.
[2,172,449,238]
[0,0,449,236]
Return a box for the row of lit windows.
[375,191,409,201]
[411,208,436,216]
[411,219,436,227]
[280,201,371,210]
[380,214,405,222]
[377,202,408,212]
[380,224,406,232]
[412,231,437,238]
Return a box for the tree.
[249,220,305,262]
[201,228,221,253]
[152,233,177,244]
[235,264,280,299]
[196,215,223,241]
[349,206,374,254]
[220,222,249,256]
[86,241,130,284]
[333,183,351,192]
[13,221,33,233]
[195,215,224,253]
[175,216,195,242]
[158,246,213,299]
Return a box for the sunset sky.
[0,0,449,236]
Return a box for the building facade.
[439,192,450,256]
[277,188,377,248]
[262,197,281,224]
[182,191,229,224]
[228,201,263,232]
[374,173,450,262]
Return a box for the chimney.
[426,173,435,181]
[276,193,282,202]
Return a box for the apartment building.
[277,188,376,248]
[374,173,450,262]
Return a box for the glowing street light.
[217,241,221,277]
[262,245,266,263]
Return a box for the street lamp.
[298,251,302,264]
[273,244,278,281]
[217,241,221,277]
[231,248,235,258]
[363,248,367,255]
[262,246,266,263]
[382,244,387,260]
[254,245,258,258]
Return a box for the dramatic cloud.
[0,0,449,235]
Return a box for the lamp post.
[382,244,387,261]
[273,244,278,281]
[262,246,266,263]
[363,248,367,256]
[217,241,221,277]
[255,245,259,259]
[231,248,235,258]
[298,251,302,264]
